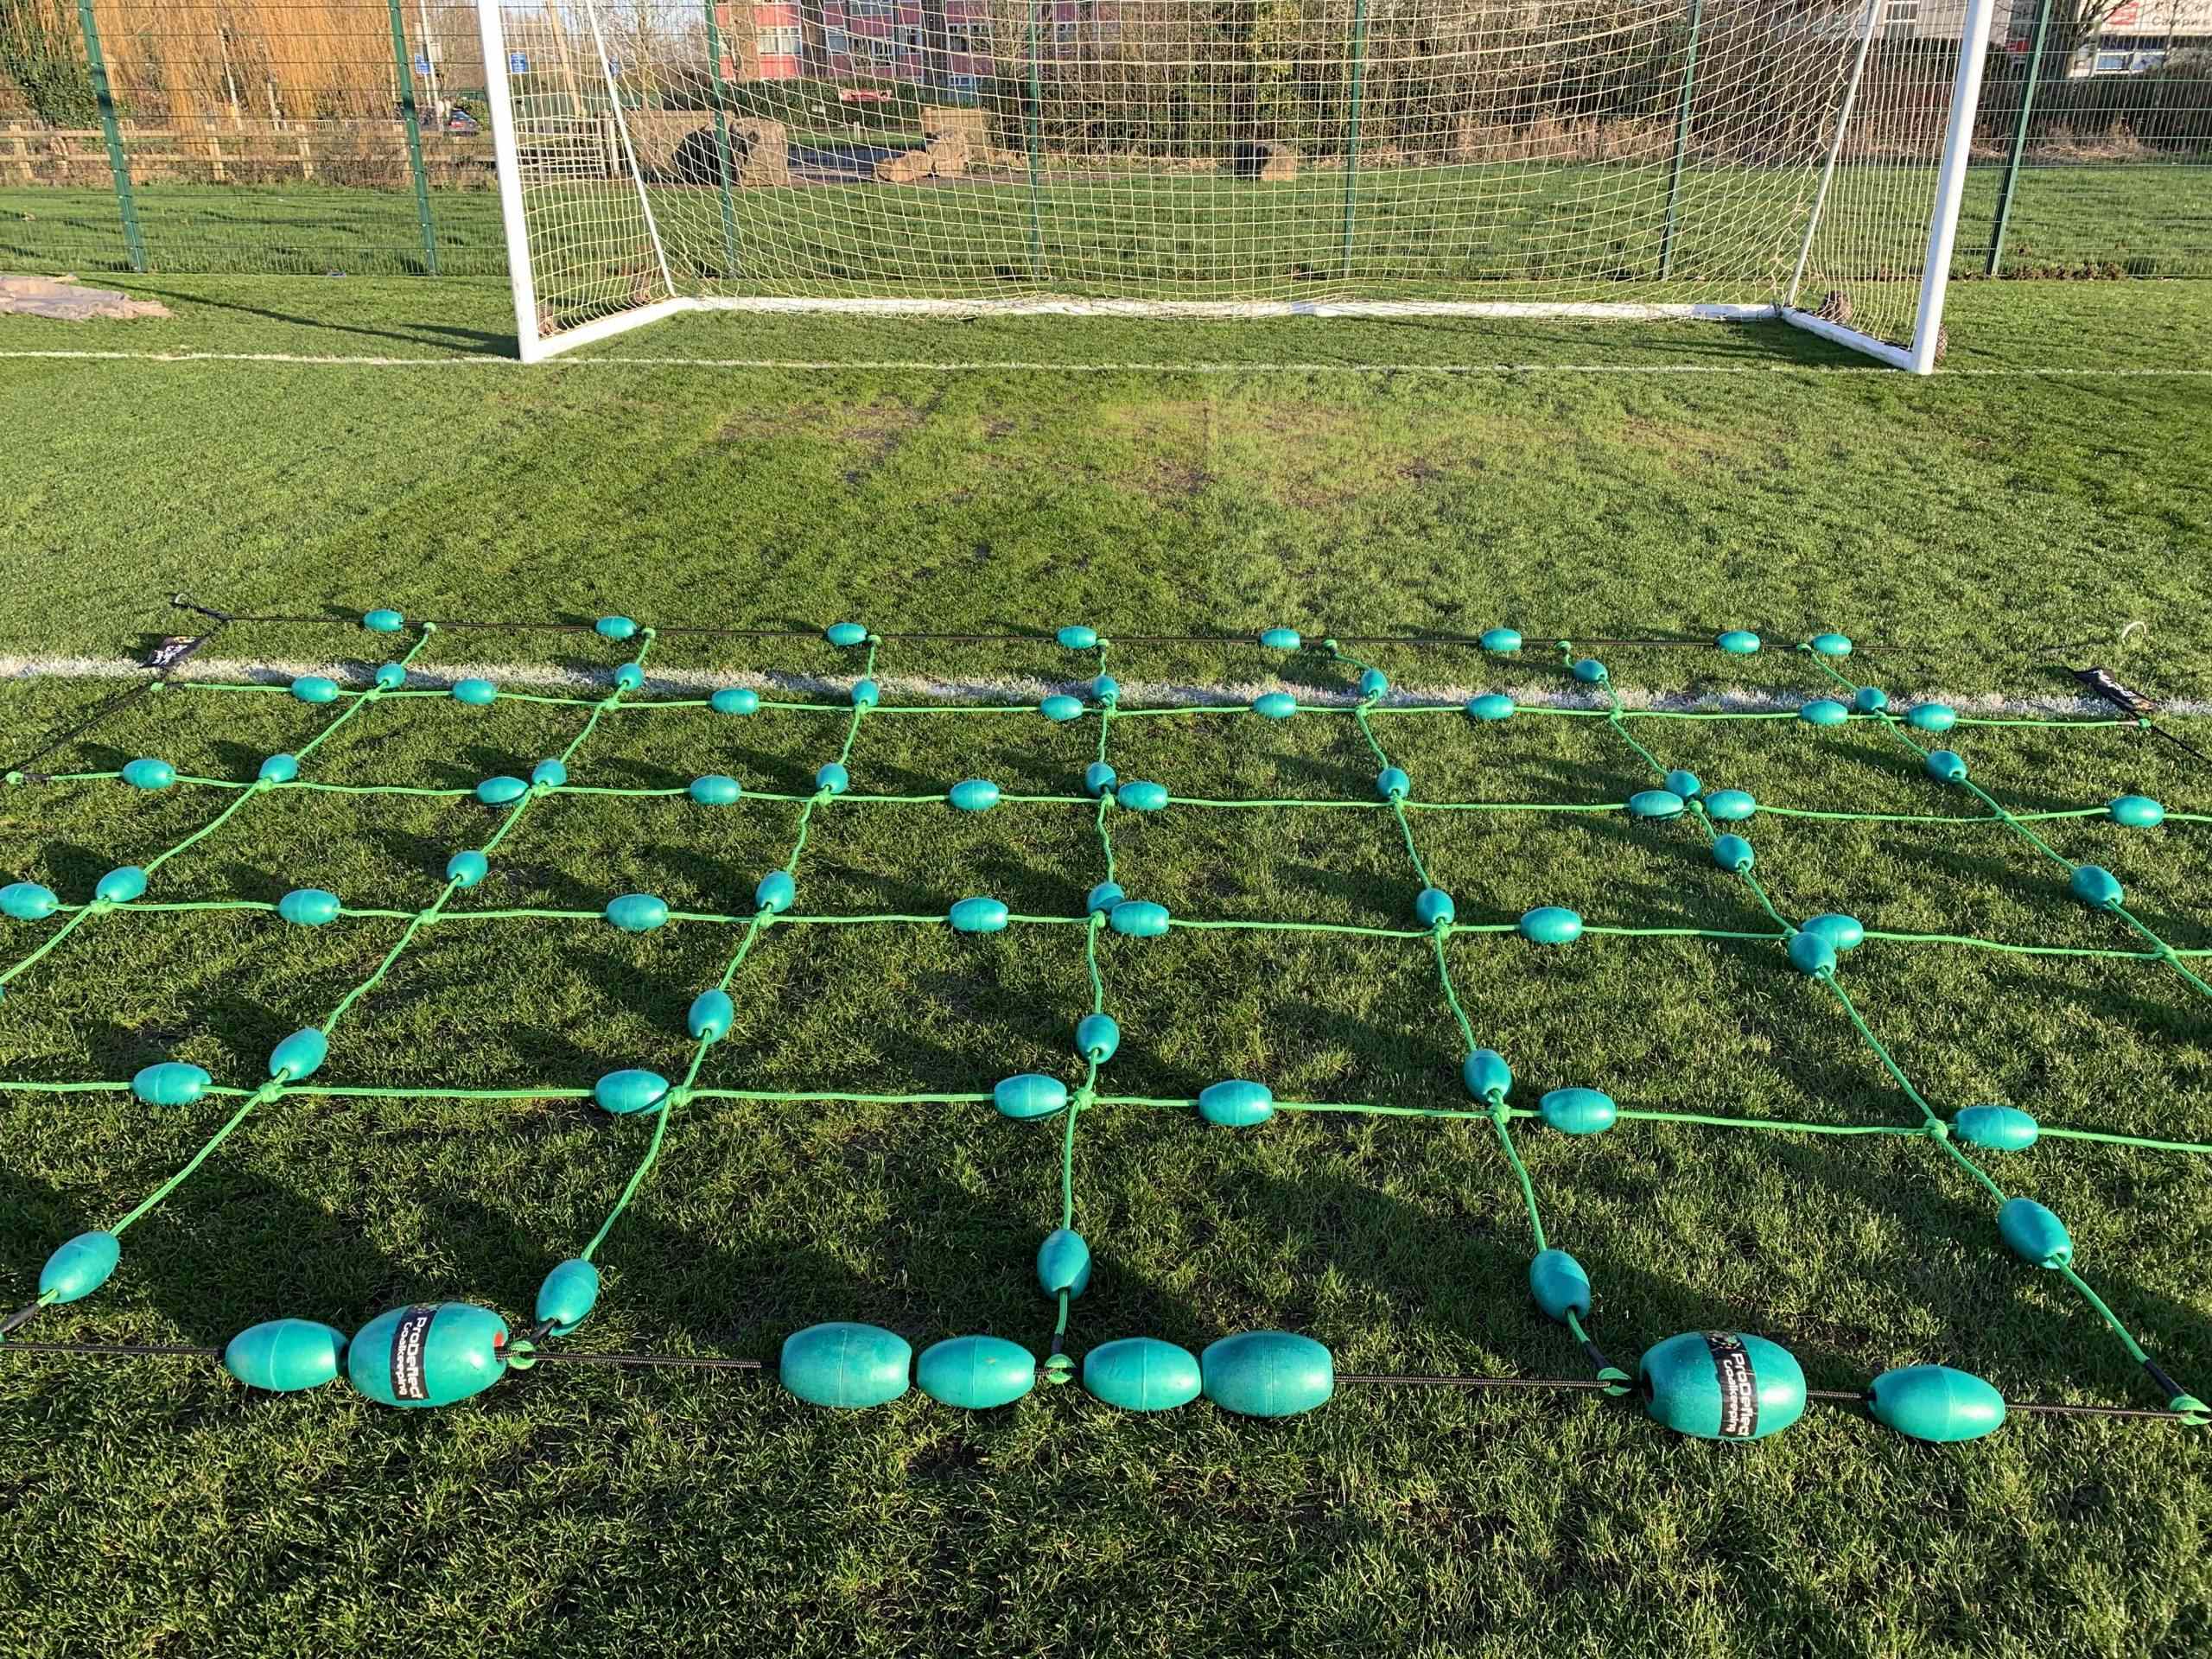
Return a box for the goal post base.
[1780,308,1922,375]
[516,296,1784,361]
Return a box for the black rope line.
[0,1341,2186,1420]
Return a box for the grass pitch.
[0,276,2209,1657]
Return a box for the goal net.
[477,0,1993,368]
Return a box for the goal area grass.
[0,274,2209,1656]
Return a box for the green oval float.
[1640,1330,1806,1440]
[1200,1332,1335,1419]
[1998,1197,2071,1268]
[918,1335,1037,1408]
[2109,795,2164,828]
[1084,1338,1201,1412]
[994,1073,1069,1119]
[1529,1249,1592,1323]
[1198,1079,1274,1127]
[1955,1103,2038,1150]
[347,1303,510,1408]
[780,1321,912,1408]
[1868,1364,2006,1443]
[1519,906,1583,944]
[38,1230,121,1302]
[225,1319,347,1393]
[1539,1086,1616,1135]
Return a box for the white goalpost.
[477,0,1996,370]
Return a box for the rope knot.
[1071,1084,1097,1113]
[1485,1095,1511,1128]
[1925,1118,1951,1141]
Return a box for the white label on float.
[1703,1332,1758,1439]
[390,1305,437,1401]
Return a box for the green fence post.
[385,0,439,275]
[1986,0,2053,276]
[1339,0,1370,279]
[73,0,143,273]
[1659,0,1702,280]
[700,0,742,276]
[1026,0,1045,277]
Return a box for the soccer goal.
[476,0,1994,371]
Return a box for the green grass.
[1,276,2210,1656]
[4,158,2208,289]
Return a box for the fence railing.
[1,0,2207,283]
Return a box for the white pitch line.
[3,652,2202,721]
[2,347,2209,378]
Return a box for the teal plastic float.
[2110,795,2164,827]
[278,888,341,925]
[1640,1331,1806,1440]
[1466,693,1515,721]
[258,753,298,784]
[536,1259,601,1337]
[1798,700,1848,728]
[1075,1014,1119,1060]
[825,621,868,647]
[452,678,497,705]
[1529,1249,1592,1322]
[269,1028,327,1080]
[1712,834,1755,872]
[1038,1229,1091,1295]
[1480,628,1522,652]
[39,1231,120,1302]
[1109,900,1169,937]
[1999,1198,2071,1268]
[1627,789,1684,821]
[1058,626,1098,650]
[994,1073,1068,1119]
[349,1303,509,1408]
[597,616,639,640]
[1201,1332,1334,1418]
[1868,1365,2005,1442]
[710,686,760,715]
[690,774,741,805]
[1198,1079,1274,1127]
[1040,695,1084,722]
[604,893,669,932]
[816,762,849,795]
[1085,880,1125,913]
[780,1321,910,1408]
[94,867,147,904]
[1462,1049,1511,1101]
[1084,1338,1201,1411]
[363,608,404,632]
[1539,1087,1616,1135]
[1415,888,1455,926]
[121,757,175,790]
[948,778,1000,811]
[1260,627,1301,650]
[918,1336,1036,1408]
[1955,1104,2037,1150]
[1519,906,1582,944]
[225,1319,346,1393]
[1116,780,1168,812]
[290,675,339,704]
[1907,702,1957,733]
[1808,632,1853,657]
[1252,692,1297,720]
[1716,630,1759,654]
[950,895,1010,933]
[755,871,795,912]
[594,1069,671,1115]
[446,851,488,887]
[1703,789,1756,822]
[1376,767,1409,800]
[677,989,730,1043]
[132,1061,211,1106]
[0,881,58,920]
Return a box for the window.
[858,33,899,63]
[2094,48,2131,72]
[757,24,801,54]
[2133,49,2168,71]
[823,25,849,54]
[950,73,979,93]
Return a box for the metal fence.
[2,0,2208,283]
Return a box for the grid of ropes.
[0,607,2206,1437]
[504,0,1970,334]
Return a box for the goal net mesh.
[493,0,1969,353]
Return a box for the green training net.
[0,608,2204,1439]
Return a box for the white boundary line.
[1,348,2209,378]
[5,652,2202,720]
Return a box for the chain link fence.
[2,0,2207,284]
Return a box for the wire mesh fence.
[0,0,2206,288]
